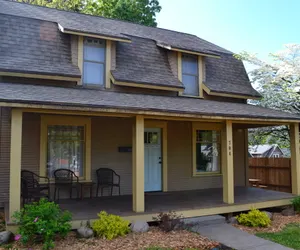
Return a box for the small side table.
[79,182,95,199]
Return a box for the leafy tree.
[13,0,162,27]
[237,44,300,148]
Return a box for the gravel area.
[234,213,300,234]
[1,228,219,250]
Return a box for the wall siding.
[0,114,247,205]
[0,108,11,206]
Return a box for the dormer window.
[182,54,199,96]
[83,38,106,86]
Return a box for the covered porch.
[58,187,294,227]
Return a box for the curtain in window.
[47,125,85,177]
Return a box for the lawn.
[257,223,300,250]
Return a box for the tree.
[13,0,162,27]
[237,44,300,148]
[85,0,161,27]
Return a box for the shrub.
[92,211,130,240]
[153,211,183,232]
[13,198,72,250]
[236,208,271,227]
[292,196,300,212]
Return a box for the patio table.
[79,181,95,199]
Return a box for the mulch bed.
[234,213,300,234]
[1,228,220,250]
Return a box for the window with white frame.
[273,153,280,158]
[182,54,199,96]
[83,37,106,86]
[195,130,221,174]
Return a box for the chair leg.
[54,187,57,201]
[96,184,99,197]
[57,188,60,202]
[118,186,120,196]
[111,186,113,196]
[70,187,72,199]
[101,187,103,196]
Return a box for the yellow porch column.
[9,109,23,219]
[290,123,300,195]
[222,120,234,204]
[132,115,145,212]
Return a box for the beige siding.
[0,113,247,205]
[167,121,223,191]
[0,108,11,206]
[167,51,178,78]
[21,113,40,174]
[70,35,78,66]
[111,41,116,70]
[91,117,133,195]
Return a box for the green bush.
[13,198,72,250]
[236,208,271,227]
[291,196,300,212]
[92,211,130,240]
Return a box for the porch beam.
[222,120,234,204]
[290,123,300,195]
[132,115,145,212]
[9,109,23,220]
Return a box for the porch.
[57,187,295,227]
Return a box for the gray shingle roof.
[111,36,183,88]
[0,82,298,121]
[0,14,80,78]
[205,53,260,97]
[0,0,260,98]
[0,0,228,56]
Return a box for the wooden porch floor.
[58,187,295,221]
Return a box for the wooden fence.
[249,158,291,193]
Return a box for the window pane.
[83,62,104,85]
[182,55,198,75]
[196,130,220,173]
[182,74,199,96]
[47,125,84,178]
[84,45,105,62]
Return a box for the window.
[40,116,91,180]
[194,129,221,175]
[47,126,85,178]
[182,54,199,96]
[83,37,106,86]
[273,154,280,158]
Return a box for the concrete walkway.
[183,216,293,250]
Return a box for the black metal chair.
[96,168,121,197]
[21,170,50,204]
[53,169,80,201]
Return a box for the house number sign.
[228,140,232,156]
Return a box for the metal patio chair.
[96,168,121,197]
[53,169,80,201]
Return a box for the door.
[144,128,162,192]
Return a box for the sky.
[156,0,300,61]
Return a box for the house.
[1,0,300,230]
[249,144,285,158]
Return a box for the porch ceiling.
[0,82,300,122]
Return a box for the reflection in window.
[83,38,105,85]
[47,125,85,177]
[195,130,221,173]
[182,54,199,96]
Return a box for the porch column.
[9,109,23,220]
[290,123,300,195]
[222,120,234,204]
[132,115,145,212]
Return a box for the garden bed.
[1,228,221,250]
[234,213,300,234]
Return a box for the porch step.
[182,215,226,226]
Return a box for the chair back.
[21,170,39,189]
[53,169,78,184]
[96,168,114,185]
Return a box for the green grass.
[257,223,300,249]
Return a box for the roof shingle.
[0,82,298,121]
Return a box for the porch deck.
[58,187,294,225]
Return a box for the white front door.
[144,128,162,192]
